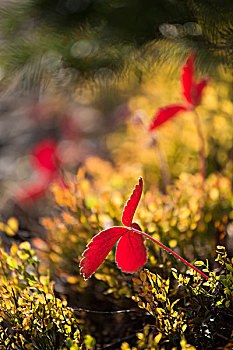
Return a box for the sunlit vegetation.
[0,49,232,349]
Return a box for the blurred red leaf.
[16,178,52,204]
[181,52,195,105]
[149,105,187,131]
[195,78,209,106]
[149,52,209,131]
[31,138,60,173]
[181,52,208,107]
[16,138,66,204]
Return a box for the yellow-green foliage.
[2,65,231,349]
[125,248,233,349]
[38,162,232,299]
[132,270,186,337]
[0,242,85,350]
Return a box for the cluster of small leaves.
[0,217,19,237]
[125,248,233,350]
[193,246,233,309]
[171,247,233,349]
[0,242,88,350]
[142,173,232,259]
[132,269,187,348]
[121,333,196,350]
[39,161,232,301]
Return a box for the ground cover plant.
[0,50,232,350]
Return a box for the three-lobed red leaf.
[149,52,208,131]
[121,177,143,226]
[80,178,148,279]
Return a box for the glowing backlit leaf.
[122,177,143,226]
[80,227,128,280]
[116,224,147,273]
[80,179,147,279]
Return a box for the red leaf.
[80,227,128,280]
[194,78,209,106]
[31,138,59,173]
[122,177,143,227]
[149,105,187,131]
[16,178,51,204]
[116,225,147,273]
[181,52,208,107]
[181,52,195,105]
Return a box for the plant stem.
[153,132,171,190]
[131,227,209,280]
[193,109,206,185]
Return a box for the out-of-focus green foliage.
[0,0,232,102]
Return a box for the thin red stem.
[131,227,209,280]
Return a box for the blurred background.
[0,0,232,208]
[0,0,232,348]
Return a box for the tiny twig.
[73,308,140,314]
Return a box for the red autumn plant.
[80,177,209,280]
[148,52,209,130]
[149,52,208,182]
[16,138,66,204]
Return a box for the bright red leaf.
[80,178,147,279]
[80,227,128,280]
[122,176,143,226]
[116,223,147,273]
[80,177,209,281]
